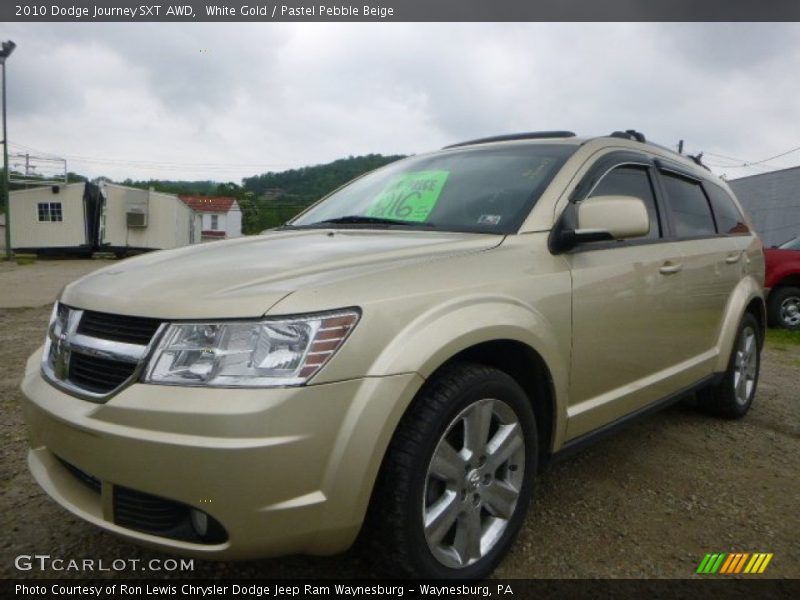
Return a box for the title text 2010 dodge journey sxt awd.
[21,130,765,578]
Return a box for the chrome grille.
[77,310,162,345]
[42,303,164,401]
[68,353,138,394]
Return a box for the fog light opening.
[190,508,209,538]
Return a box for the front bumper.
[21,347,423,559]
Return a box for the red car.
[765,236,800,330]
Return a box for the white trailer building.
[9,182,101,256]
[8,182,201,256]
[100,183,201,255]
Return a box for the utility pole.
[1,40,16,260]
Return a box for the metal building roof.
[179,195,238,213]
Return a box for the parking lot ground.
[0,262,798,579]
[0,259,113,308]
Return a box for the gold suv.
[21,130,765,579]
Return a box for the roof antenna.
[678,140,684,154]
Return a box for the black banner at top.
[3,0,800,22]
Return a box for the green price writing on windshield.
[365,171,449,222]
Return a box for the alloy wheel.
[422,398,525,568]
[733,325,757,406]
[779,295,800,328]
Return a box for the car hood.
[61,229,503,319]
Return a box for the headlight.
[144,309,359,387]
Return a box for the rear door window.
[660,172,716,238]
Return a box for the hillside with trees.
[2,154,407,232]
[116,154,406,233]
[240,154,405,231]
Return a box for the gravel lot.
[0,259,115,308]
[1,261,798,579]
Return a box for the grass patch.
[14,253,37,266]
[765,328,800,348]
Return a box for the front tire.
[367,362,537,579]
[698,313,761,419]
[768,286,800,330]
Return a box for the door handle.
[659,262,683,275]
[725,253,742,264]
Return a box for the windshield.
[779,237,800,250]
[289,144,577,234]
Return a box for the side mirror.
[576,195,650,240]
[549,195,650,253]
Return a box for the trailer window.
[37,202,63,223]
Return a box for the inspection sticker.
[365,170,449,222]
[478,214,502,225]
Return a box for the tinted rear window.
[706,184,750,235]
[661,173,716,237]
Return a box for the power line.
[752,145,800,165]
[705,158,772,170]
[65,159,295,174]
[7,141,62,158]
[64,154,295,169]
[9,142,301,173]
[706,161,772,173]
[703,144,800,170]
[704,151,751,164]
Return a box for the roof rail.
[609,129,646,143]
[687,152,711,171]
[443,131,576,149]
[609,129,710,170]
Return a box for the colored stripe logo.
[697,552,773,574]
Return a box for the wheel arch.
[715,275,766,372]
[352,337,560,566]
[348,335,564,551]
[450,340,557,469]
[772,273,800,288]
[745,296,766,349]
[319,298,570,552]
[366,297,569,454]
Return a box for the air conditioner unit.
[126,211,148,228]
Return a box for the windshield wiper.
[292,215,436,228]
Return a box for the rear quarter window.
[660,172,716,238]
[705,184,750,235]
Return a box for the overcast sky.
[4,22,800,182]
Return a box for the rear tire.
[366,362,537,579]
[767,286,800,330]
[697,313,761,419]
